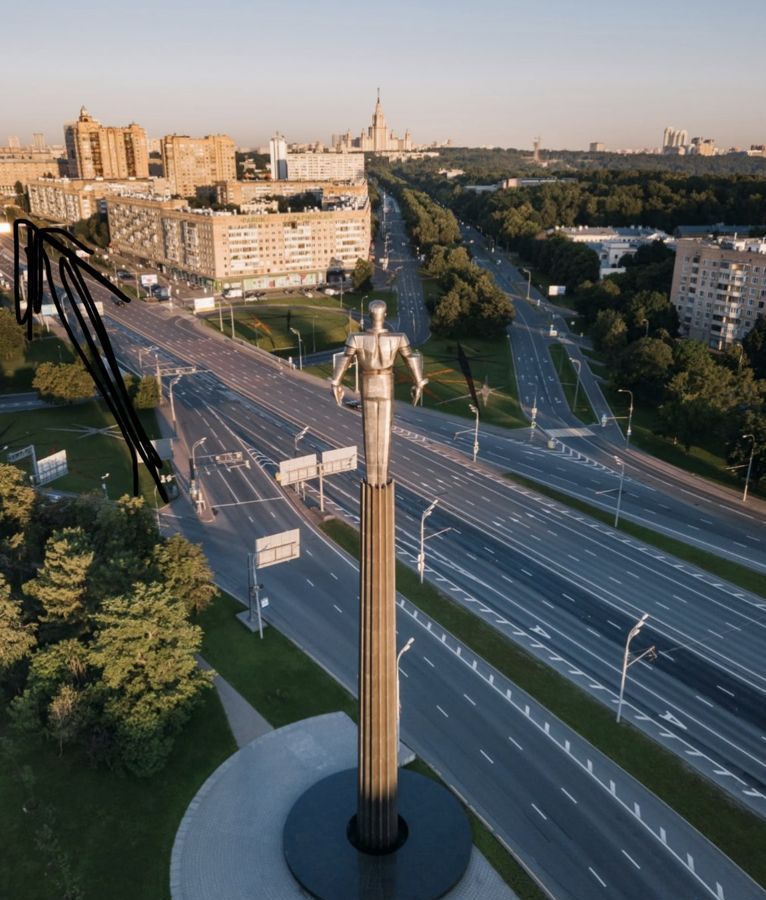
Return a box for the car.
[343,399,361,411]
[117,269,132,280]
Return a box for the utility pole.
[230,305,235,340]
[614,456,625,527]
[247,553,264,640]
[742,433,755,502]
[618,388,634,447]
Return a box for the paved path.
[197,656,272,748]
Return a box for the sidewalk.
[197,657,272,748]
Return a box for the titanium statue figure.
[331,300,427,486]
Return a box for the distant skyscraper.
[32,133,45,151]
[7,136,21,150]
[333,91,413,153]
[662,126,689,150]
[270,133,288,180]
[64,106,149,179]
[161,133,237,196]
[589,142,605,153]
[533,136,542,163]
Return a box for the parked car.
[117,269,132,280]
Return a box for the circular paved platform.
[171,712,517,899]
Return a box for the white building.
[285,152,364,182]
[269,133,288,180]
[553,226,672,278]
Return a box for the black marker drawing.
[13,219,168,501]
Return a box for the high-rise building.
[670,236,766,349]
[7,136,21,150]
[32,133,45,151]
[270,133,288,180]
[161,134,237,197]
[64,106,149,179]
[332,91,413,153]
[589,142,605,153]
[662,126,689,151]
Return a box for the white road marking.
[423,656,435,668]
[531,803,547,821]
[330,572,338,580]
[589,867,607,888]
[621,849,641,870]
[561,787,578,804]
[508,736,523,751]
[717,684,735,697]
[463,693,477,706]
[332,604,343,614]
[437,705,449,718]
[480,749,494,764]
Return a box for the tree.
[743,316,766,380]
[134,376,160,409]
[23,528,94,633]
[32,361,94,404]
[0,464,36,574]
[0,574,37,672]
[592,308,627,357]
[351,258,374,291]
[726,411,766,488]
[0,308,26,360]
[615,338,673,403]
[90,582,212,776]
[152,534,216,616]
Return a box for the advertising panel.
[255,529,300,569]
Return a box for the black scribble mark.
[13,219,168,502]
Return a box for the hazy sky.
[5,0,765,150]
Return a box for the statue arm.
[330,340,357,405]
[398,337,428,405]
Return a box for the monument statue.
[282,299,471,899]
[331,300,427,485]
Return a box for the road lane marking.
[480,749,494,764]
[560,788,577,804]
[521,568,533,576]
[423,656,435,668]
[621,850,641,870]
[531,803,547,821]
[332,604,343,614]
[608,576,622,584]
[717,684,735,697]
[463,693,476,706]
[330,572,338,580]
[306,578,314,587]
[508,736,523,751]
[696,695,714,708]
[436,705,449,718]
[589,867,607,888]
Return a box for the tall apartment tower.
[32,133,45,151]
[161,134,237,197]
[64,107,149,179]
[269,133,288,180]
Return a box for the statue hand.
[332,383,345,406]
[411,379,427,406]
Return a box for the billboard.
[321,446,357,475]
[276,453,318,486]
[36,450,68,485]
[140,273,159,287]
[255,529,300,569]
[193,296,216,312]
[548,285,567,297]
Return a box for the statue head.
[368,300,387,332]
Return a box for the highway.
[108,316,762,900]
[456,223,766,573]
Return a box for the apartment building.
[670,237,766,349]
[285,152,364,181]
[28,177,168,224]
[0,153,66,196]
[64,107,149,179]
[106,191,370,290]
[216,179,368,209]
[161,134,237,196]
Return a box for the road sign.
[215,451,244,465]
[193,296,216,312]
[255,529,300,569]
[35,450,68,485]
[7,446,34,463]
[321,445,357,475]
[150,438,174,461]
[276,453,318,486]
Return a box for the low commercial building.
[553,225,672,277]
[670,237,766,349]
[28,177,169,223]
[106,188,371,291]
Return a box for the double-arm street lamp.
[294,425,309,456]
[418,499,438,583]
[616,613,657,724]
[169,376,182,428]
[290,326,303,370]
[742,433,756,502]
[617,388,634,447]
[469,403,480,462]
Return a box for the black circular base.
[283,769,472,900]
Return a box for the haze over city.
[5,0,766,149]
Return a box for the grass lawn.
[0,690,236,900]
[402,336,526,429]
[548,343,597,424]
[198,592,357,726]
[320,517,766,889]
[0,334,74,394]
[0,400,164,503]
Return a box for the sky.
[4,0,765,151]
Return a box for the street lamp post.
[570,357,582,413]
[614,456,625,528]
[290,326,303,370]
[359,295,368,330]
[294,425,309,456]
[469,403,480,462]
[616,613,656,724]
[169,376,181,428]
[396,636,415,754]
[617,388,634,447]
[742,433,756,503]
[521,267,532,301]
[100,472,110,499]
[138,345,157,371]
[418,499,439,583]
[191,437,207,508]
[530,383,539,441]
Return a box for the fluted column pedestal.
[356,479,399,852]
